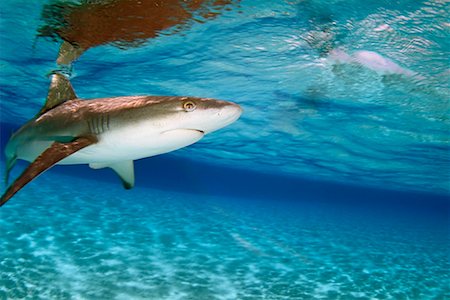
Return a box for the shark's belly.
[59,128,204,164]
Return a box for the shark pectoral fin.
[38,73,77,116]
[0,136,97,207]
[89,161,135,189]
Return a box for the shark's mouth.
[161,129,204,135]
[159,129,205,148]
[190,129,205,134]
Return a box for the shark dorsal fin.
[38,73,77,116]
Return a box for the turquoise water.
[1,171,449,299]
[1,0,449,299]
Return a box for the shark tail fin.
[37,73,77,116]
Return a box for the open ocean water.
[0,0,449,299]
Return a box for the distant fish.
[0,74,242,206]
[328,49,417,77]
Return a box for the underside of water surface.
[0,0,449,299]
[1,0,449,194]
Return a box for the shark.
[0,74,242,206]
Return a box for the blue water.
[0,0,449,299]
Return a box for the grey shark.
[1,74,242,206]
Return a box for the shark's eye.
[183,100,196,112]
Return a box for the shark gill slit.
[100,115,104,133]
[95,116,100,134]
[87,119,92,133]
[89,119,98,134]
[101,115,107,133]
[97,116,100,134]
[91,119,96,134]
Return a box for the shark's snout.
[203,102,242,134]
[219,102,242,123]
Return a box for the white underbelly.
[18,128,204,165]
[62,128,204,164]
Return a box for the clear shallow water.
[0,0,449,299]
[1,171,449,299]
